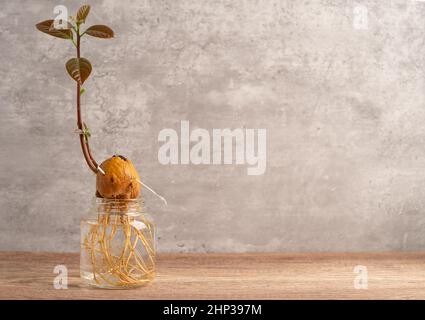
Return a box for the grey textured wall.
[1,0,425,253]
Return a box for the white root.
[136,179,168,206]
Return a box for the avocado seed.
[96,155,141,199]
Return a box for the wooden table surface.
[1,251,425,299]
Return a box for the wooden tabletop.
[1,251,425,299]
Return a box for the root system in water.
[81,210,155,288]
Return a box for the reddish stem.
[76,27,98,173]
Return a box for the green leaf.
[66,58,92,85]
[82,123,91,142]
[35,19,73,39]
[76,5,90,23]
[80,88,86,96]
[82,125,91,141]
[84,25,114,38]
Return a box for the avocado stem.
[76,23,98,174]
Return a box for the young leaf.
[36,19,73,39]
[82,123,91,142]
[66,58,92,85]
[76,5,90,23]
[84,25,114,38]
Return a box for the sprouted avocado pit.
[36,4,158,288]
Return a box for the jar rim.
[92,197,146,216]
[93,197,144,204]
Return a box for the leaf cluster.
[36,5,113,85]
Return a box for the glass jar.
[80,198,155,289]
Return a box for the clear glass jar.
[80,198,155,289]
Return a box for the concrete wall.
[1,0,425,253]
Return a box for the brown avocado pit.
[96,155,141,199]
